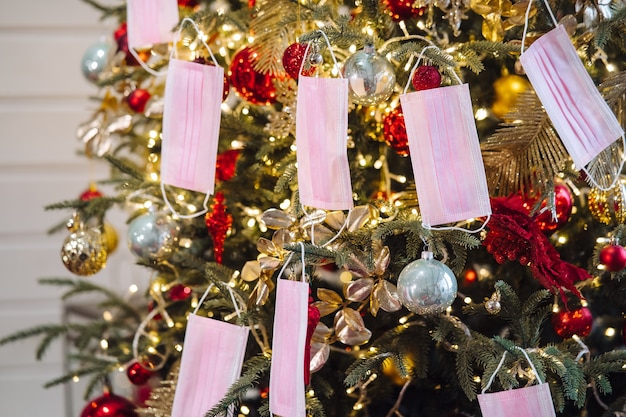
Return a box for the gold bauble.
[492,74,531,118]
[588,182,626,225]
[102,222,119,254]
[381,355,414,386]
[61,227,107,276]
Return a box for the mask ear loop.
[160,17,222,219]
[519,3,626,190]
[481,347,544,394]
[193,282,244,323]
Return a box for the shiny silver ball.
[81,40,110,83]
[127,212,179,260]
[309,52,323,66]
[342,44,396,106]
[396,251,457,315]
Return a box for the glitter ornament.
[343,44,396,106]
[80,391,138,417]
[127,212,179,260]
[81,40,110,83]
[282,43,316,79]
[383,0,427,21]
[168,284,192,301]
[533,184,574,233]
[229,46,278,105]
[61,227,107,276]
[599,244,626,272]
[126,361,153,386]
[411,65,441,91]
[552,307,593,338]
[588,182,626,225]
[382,105,409,156]
[204,192,232,264]
[127,89,151,113]
[215,149,241,182]
[396,251,458,315]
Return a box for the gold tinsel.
[481,90,570,196]
[136,365,179,417]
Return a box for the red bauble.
[169,284,192,301]
[80,392,138,417]
[114,23,128,52]
[229,47,278,105]
[282,43,316,79]
[205,192,233,264]
[599,244,626,272]
[80,185,103,201]
[127,89,151,113]
[552,307,593,338]
[534,184,573,232]
[177,0,199,8]
[383,0,427,21]
[216,149,241,182]
[412,65,441,91]
[126,362,153,386]
[382,106,410,156]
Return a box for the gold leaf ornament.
[334,308,372,346]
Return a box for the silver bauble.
[61,227,107,276]
[342,44,396,106]
[396,251,457,315]
[81,40,110,83]
[127,212,179,260]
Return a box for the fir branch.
[344,352,393,387]
[595,6,626,49]
[249,0,296,75]
[205,354,271,417]
[43,364,112,389]
[104,154,146,181]
[274,163,297,193]
[307,395,327,417]
[0,324,67,359]
[80,0,125,20]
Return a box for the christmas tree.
[2,0,626,416]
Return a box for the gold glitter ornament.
[61,226,107,276]
[588,181,626,225]
[102,222,119,254]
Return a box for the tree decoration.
[599,243,626,272]
[343,44,396,106]
[80,390,138,417]
[382,0,427,21]
[305,296,321,385]
[382,105,409,156]
[229,46,278,105]
[552,306,593,339]
[177,0,199,9]
[411,65,441,91]
[61,216,107,276]
[491,73,530,118]
[530,184,574,233]
[204,192,233,264]
[168,284,192,301]
[127,89,151,113]
[126,361,154,386]
[484,196,590,302]
[127,212,179,260]
[81,40,110,84]
[396,251,458,315]
[215,149,241,182]
[79,183,104,201]
[282,43,316,79]
[588,182,626,225]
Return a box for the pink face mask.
[126,0,180,49]
[400,53,491,228]
[477,349,556,417]
[171,287,249,417]
[269,247,309,417]
[161,18,224,218]
[296,35,353,211]
[519,4,624,189]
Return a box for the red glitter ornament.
[282,43,316,79]
[80,184,103,201]
[126,362,153,386]
[599,244,626,272]
[305,296,321,385]
[169,284,192,301]
[216,149,241,182]
[114,23,128,52]
[532,184,574,233]
[412,65,441,91]
[80,391,138,417]
[382,106,410,156]
[552,306,593,338]
[127,89,151,113]
[229,47,278,105]
[383,0,427,21]
[204,192,232,264]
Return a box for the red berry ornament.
[382,106,410,156]
[383,0,427,21]
[127,89,151,113]
[80,391,138,417]
[412,65,441,91]
[216,149,241,182]
[552,307,593,338]
[534,184,573,233]
[126,362,153,386]
[80,184,103,201]
[599,244,626,272]
[282,43,316,79]
[169,284,192,301]
[229,47,278,105]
